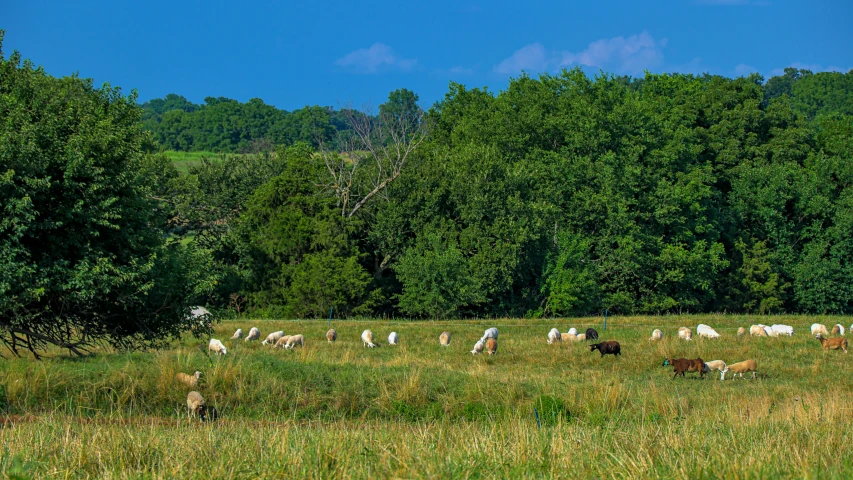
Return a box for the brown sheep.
[486,337,498,355]
[662,358,705,379]
[737,327,746,337]
[175,371,201,388]
[816,333,848,353]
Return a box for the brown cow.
[662,358,705,379]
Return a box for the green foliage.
[736,239,787,313]
[534,395,571,426]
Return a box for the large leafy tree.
[0,34,212,357]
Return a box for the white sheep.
[811,323,829,336]
[230,328,243,340]
[750,324,768,336]
[187,391,207,420]
[697,324,720,339]
[471,340,484,355]
[561,333,576,342]
[737,327,746,336]
[362,330,377,348]
[245,327,261,342]
[831,324,846,336]
[480,328,498,343]
[678,327,693,341]
[575,333,586,342]
[273,335,292,349]
[284,334,304,349]
[440,331,451,346]
[649,329,663,341]
[208,338,227,356]
[771,324,794,336]
[176,371,201,388]
[262,331,285,346]
[547,328,561,344]
[568,328,578,336]
[326,329,337,342]
[703,360,728,381]
[388,332,399,345]
[763,326,779,337]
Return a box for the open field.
[2,315,853,478]
[162,150,231,172]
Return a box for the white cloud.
[335,43,417,74]
[494,43,550,75]
[734,63,757,76]
[448,65,476,76]
[560,32,667,75]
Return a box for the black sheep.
[589,341,620,358]
[585,328,599,340]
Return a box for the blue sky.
[5,0,852,111]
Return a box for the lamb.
[547,328,561,344]
[750,324,768,337]
[273,335,293,349]
[262,331,285,346]
[649,329,663,341]
[208,338,227,356]
[388,332,399,345]
[737,327,746,336]
[568,328,578,336]
[245,327,261,342]
[697,324,720,339]
[831,324,846,336]
[811,323,829,337]
[470,340,484,355]
[561,333,576,342]
[589,341,620,358]
[585,328,599,341]
[723,359,758,379]
[176,371,202,388]
[284,334,304,349]
[326,329,337,342]
[486,338,498,355]
[439,331,451,346]
[678,327,693,341]
[230,329,243,340]
[575,333,587,342]
[480,328,499,343]
[361,330,377,348]
[815,333,848,353]
[771,324,794,336]
[662,358,705,379]
[703,360,727,381]
[187,391,207,420]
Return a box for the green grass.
[162,150,232,172]
[2,315,852,478]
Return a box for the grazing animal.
[589,341,621,358]
[230,329,243,340]
[245,327,261,342]
[662,358,705,379]
[831,324,846,336]
[575,333,587,342]
[568,328,578,336]
[547,328,561,344]
[811,323,829,337]
[585,328,599,341]
[486,338,498,355]
[815,333,848,353]
[703,360,727,381]
[262,331,285,346]
[471,340,484,355]
[326,329,337,342]
[649,329,663,341]
[176,371,201,388]
[678,327,692,341]
[273,335,292,349]
[480,328,499,343]
[361,330,377,348]
[771,324,794,336]
[388,332,399,345]
[208,339,227,356]
[284,334,304,349]
[723,359,758,379]
[764,325,779,337]
[439,331,451,346]
[750,324,768,337]
[737,327,746,336]
[187,391,207,420]
[697,324,720,339]
[561,333,576,342]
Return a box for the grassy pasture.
[2,315,852,478]
[162,150,230,172]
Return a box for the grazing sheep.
[750,324,768,337]
[811,323,829,337]
[831,324,846,336]
[576,333,587,342]
[723,359,758,379]
[262,331,285,346]
[697,324,720,339]
[763,326,779,338]
[361,330,377,348]
[703,360,727,381]
[176,371,202,388]
[561,333,576,342]
[245,327,261,342]
[737,327,746,336]
[326,329,337,342]
[471,340,484,355]
[284,334,304,349]
[771,324,794,336]
[589,341,620,358]
[678,327,693,341]
[187,391,207,420]
[440,331,451,346]
[208,339,227,356]
[662,358,705,379]
[486,338,498,355]
[815,333,848,353]
[273,335,293,349]
[585,328,599,341]
[547,328,561,344]
[649,329,663,341]
[388,332,399,345]
[230,329,243,340]
[568,328,578,336]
